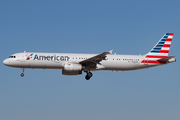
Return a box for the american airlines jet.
[3,33,176,80]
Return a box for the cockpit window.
[9,56,16,58]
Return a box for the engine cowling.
[62,63,82,75]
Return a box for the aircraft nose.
[3,59,10,66]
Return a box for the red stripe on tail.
[163,44,171,47]
[166,38,172,42]
[169,33,174,35]
[145,55,167,58]
[159,50,169,53]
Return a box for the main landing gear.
[85,71,93,80]
[21,68,24,77]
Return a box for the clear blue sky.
[0,0,180,120]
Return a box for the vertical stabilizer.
[146,33,173,58]
[142,33,174,64]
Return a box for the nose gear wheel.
[21,68,24,77]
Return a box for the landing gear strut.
[21,68,24,77]
[85,72,93,80]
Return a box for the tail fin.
[146,33,173,58]
[141,33,174,64]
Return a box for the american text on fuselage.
[33,54,70,61]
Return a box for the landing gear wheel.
[21,68,25,77]
[85,75,90,80]
[85,72,93,80]
[87,72,93,77]
[21,73,24,77]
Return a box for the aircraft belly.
[29,61,63,69]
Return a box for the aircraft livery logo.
[26,53,33,60]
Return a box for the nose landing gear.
[21,68,24,77]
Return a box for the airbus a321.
[3,33,176,80]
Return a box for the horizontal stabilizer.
[157,56,175,62]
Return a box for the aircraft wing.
[79,50,113,65]
[157,56,175,62]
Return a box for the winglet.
[109,50,113,54]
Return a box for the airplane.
[3,33,176,80]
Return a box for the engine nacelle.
[62,63,82,75]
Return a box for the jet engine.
[62,63,82,75]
